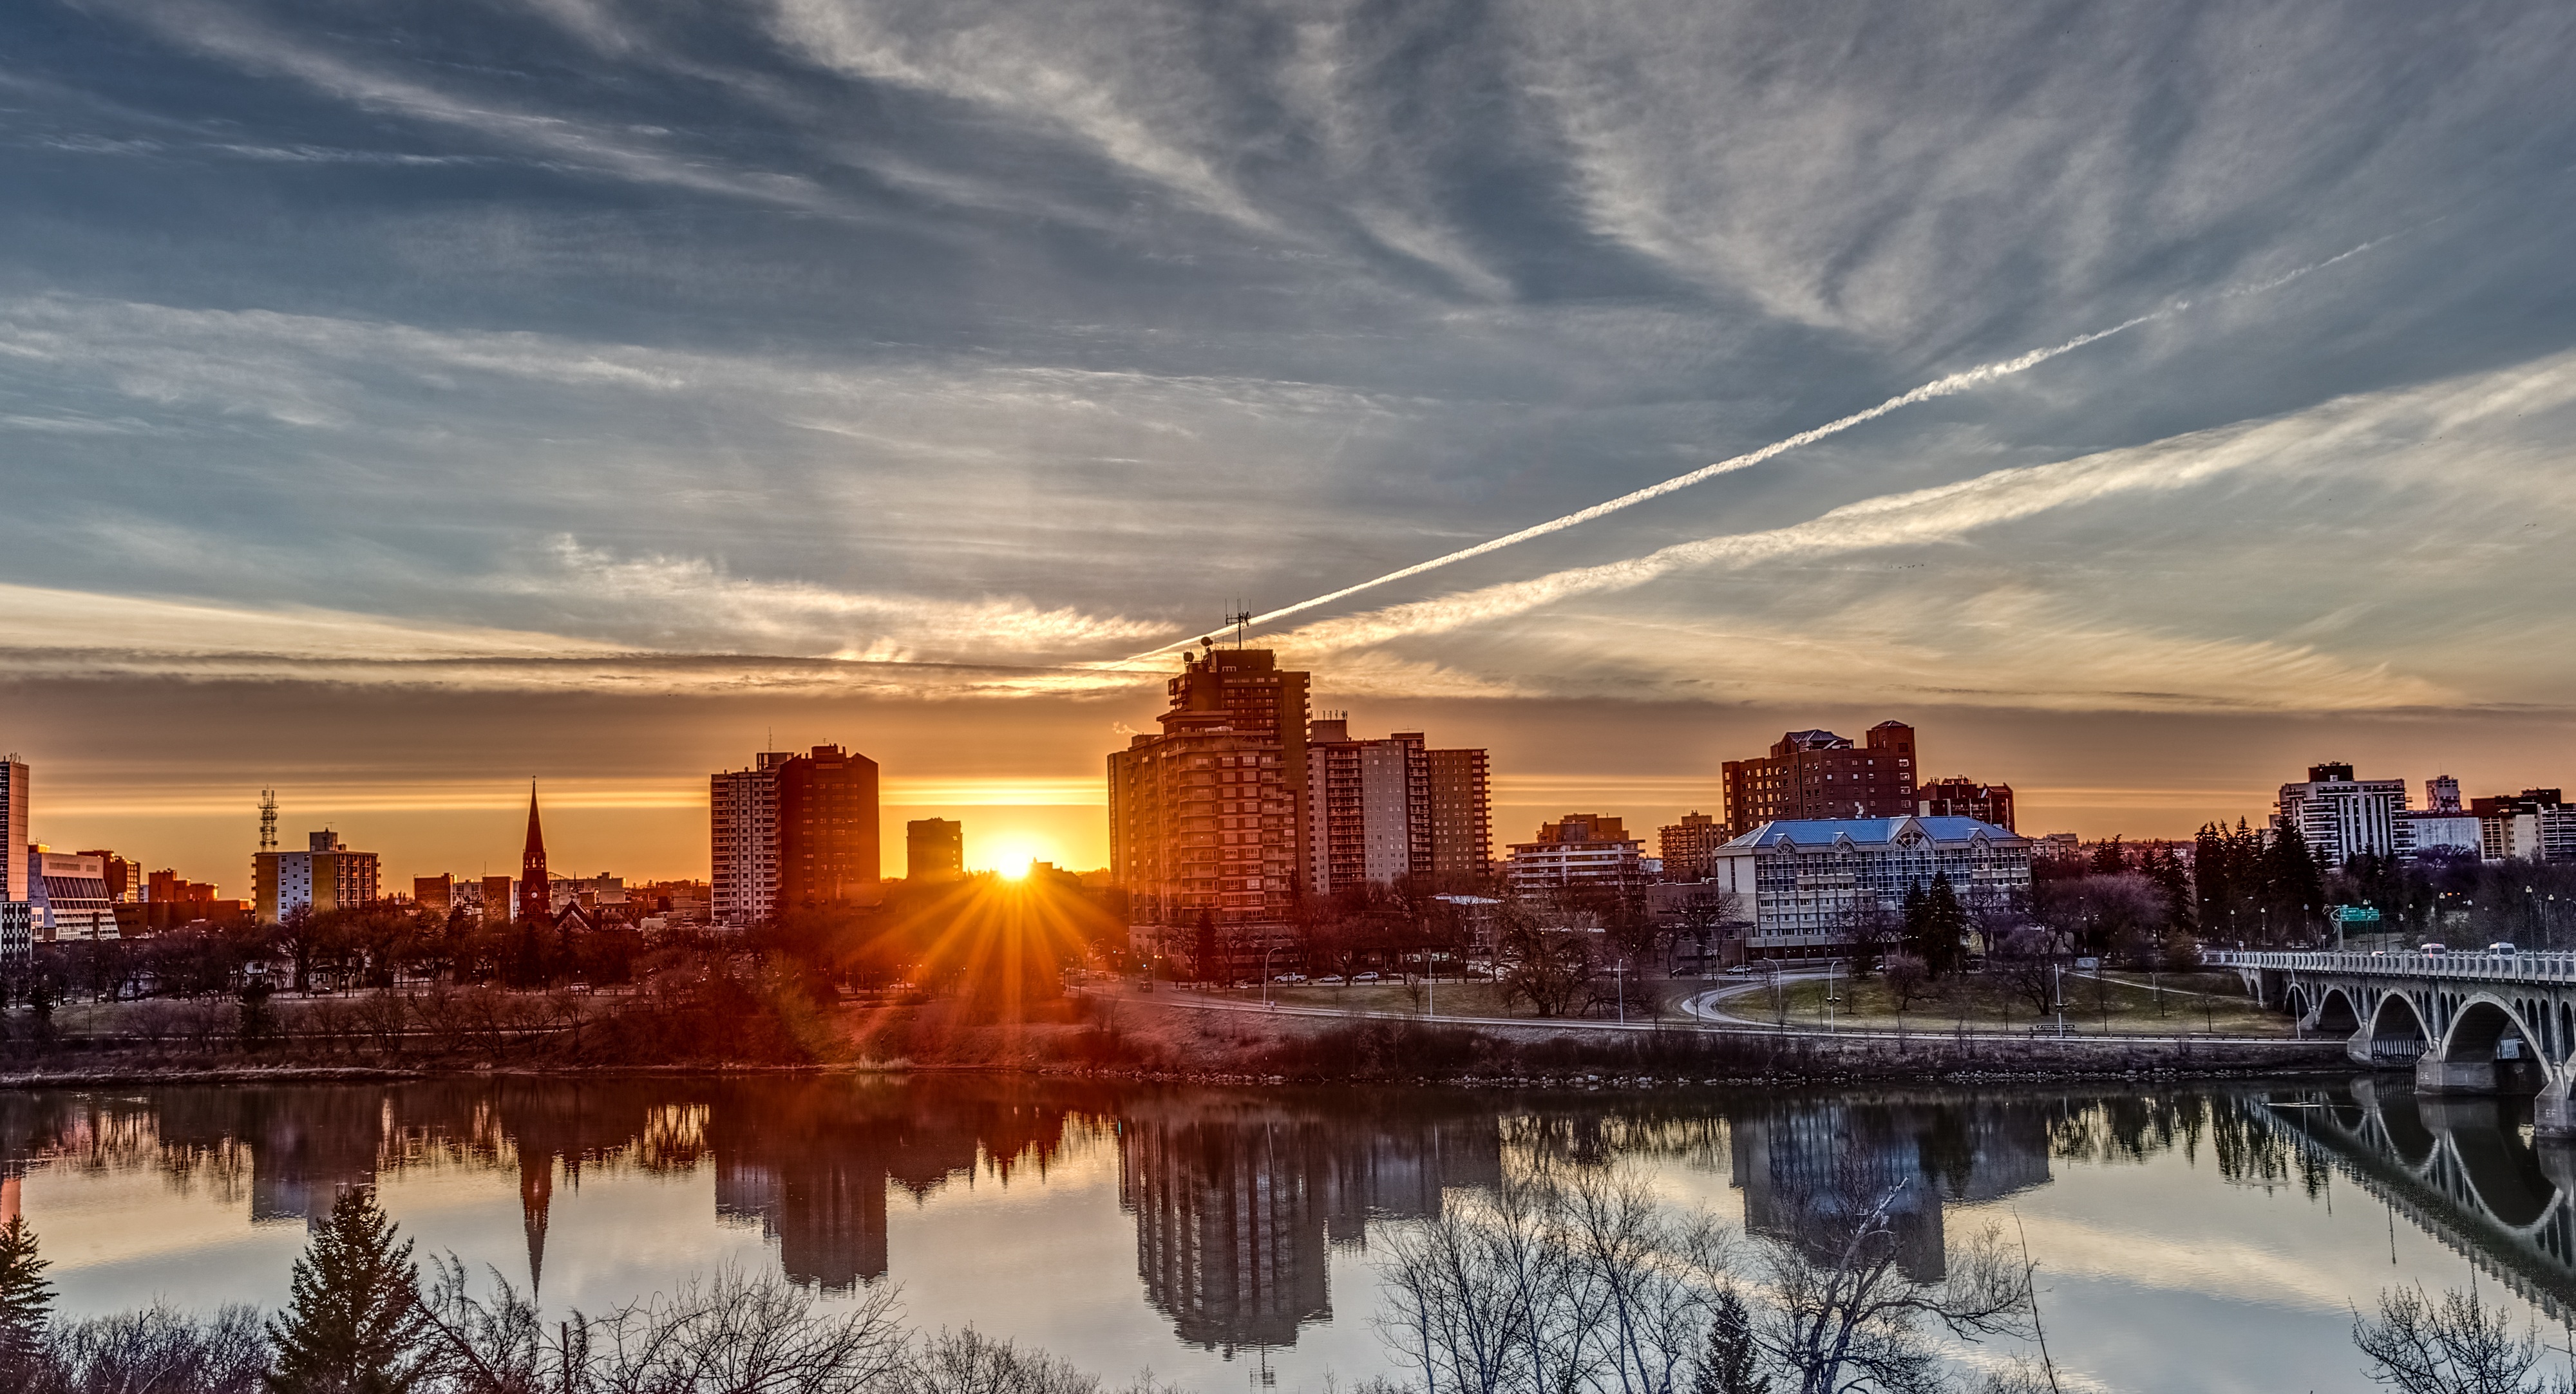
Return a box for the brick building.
[1721,722,1919,834]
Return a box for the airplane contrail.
[1117,237,2394,665]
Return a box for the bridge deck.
[2210,948,2576,986]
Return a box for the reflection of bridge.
[2210,950,2576,1135]
[2251,1078,2576,1320]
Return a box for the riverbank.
[0,981,2350,1088]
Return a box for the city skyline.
[5,3,2576,887]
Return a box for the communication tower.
[258,788,278,851]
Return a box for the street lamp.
[1262,946,1281,1009]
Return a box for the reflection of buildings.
[1732,1097,2052,1283]
[1118,1102,1503,1350]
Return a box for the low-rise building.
[28,847,117,943]
[1504,813,1643,896]
[1706,816,2031,956]
[1915,778,2015,833]
[253,831,382,923]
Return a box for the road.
[1101,981,2324,1050]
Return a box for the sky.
[6,0,2576,887]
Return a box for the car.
[1273,972,1307,983]
[1463,967,1494,980]
[1352,972,1381,983]
[2420,943,2448,954]
[1315,975,1346,986]
[2369,950,2388,957]
[2488,942,2519,954]
[1725,965,1754,975]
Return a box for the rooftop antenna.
[258,789,278,852]
[1227,604,1253,649]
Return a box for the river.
[0,1074,2564,1393]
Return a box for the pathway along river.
[2,1075,2569,1393]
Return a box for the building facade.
[1106,648,1309,935]
[1915,778,2016,833]
[1706,816,2032,954]
[1657,811,1728,882]
[906,818,963,882]
[1425,747,1492,881]
[1721,722,1920,834]
[711,752,787,927]
[2275,763,2407,865]
[252,831,383,924]
[777,745,880,908]
[0,757,27,905]
[28,848,117,942]
[1504,813,1644,896]
[711,746,881,927]
[2396,811,2484,862]
[1305,720,1428,895]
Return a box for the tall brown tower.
[777,745,880,907]
[518,784,550,923]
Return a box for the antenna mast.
[1227,606,1253,648]
[258,789,279,851]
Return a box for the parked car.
[1315,975,1346,985]
[1725,965,1754,975]
[1352,971,1382,983]
[1273,972,1307,983]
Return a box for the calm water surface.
[2,1074,2566,1393]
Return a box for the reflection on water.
[2254,1078,2576,1319]
[3,1073,2573,1380]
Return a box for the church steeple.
[518,782,549,923]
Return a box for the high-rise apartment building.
[711,751,787,928]
[2275,762,2406,865]
[2427,775,2464,813]
[2471,789,2571,863]
[711,745,880,927]
[253,831,381,923]
[0,757,27,905]
[1425,748,1492,880]
[778,745,879,907]
[1915,778,2016,833]
[1302,719,1493,894]
[1305,719,1427,896]
[1721,722,1919,834]
[1106,647,1309,930]
[906,818,964,882]
[1657,811,1728,882]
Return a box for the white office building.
[2275,763,2406,864]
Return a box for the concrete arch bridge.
[2210,950,2576,1136]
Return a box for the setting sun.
[973,834,1056,880]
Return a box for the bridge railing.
[2206,948,2576,984]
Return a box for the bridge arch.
[2433,994,2540,1068]
[2366,992,2432,1068]
[2313,987,2362,1035]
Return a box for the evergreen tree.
[1899,882,1929,972]
[1191,909,1218,983]
[1690,1286,1771,1394]
[2266,822,2327,944]
[2089,834,2128,874]
[1923,874,1968,977]
[267,1188,434,1394]
[2193,822,2231,936]
[0,1214,50,1380]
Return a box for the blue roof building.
[1708,815,2031,954]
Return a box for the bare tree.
[2353,1284,2573,1394]
[1748,1166,2034,1394]
[1882,955,1931,1021]
[34,1304,270,1394]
